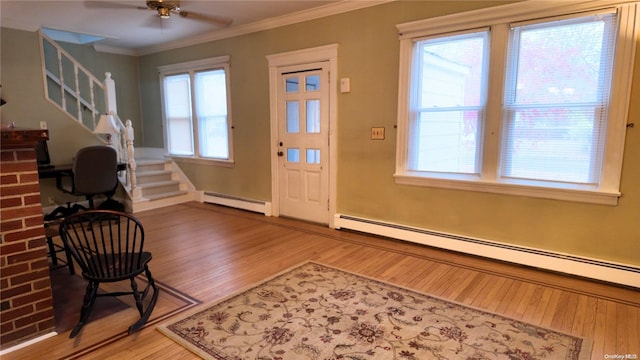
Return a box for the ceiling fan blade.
[178,10,233,27]
[83,1,146,11]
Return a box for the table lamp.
[93,114,119,145]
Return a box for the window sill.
[170,155,235,168]
[394,173,620,205]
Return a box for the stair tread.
[136,179,180,189]
[144,190,189,201]
[135,158,169,164]
[136,169,172,177]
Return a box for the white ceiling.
[1,0,382,55]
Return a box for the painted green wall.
[0,27,141,204]
[137,1,639,266]
[2,1,638,267]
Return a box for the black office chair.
[58,210,159,338]
[57,146,119,210]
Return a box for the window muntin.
[160,56,232,163]
[396,3,636,205]
[409,31,488,175]
[501,14,616,185]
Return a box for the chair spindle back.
[59,210,147,281]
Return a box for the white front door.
[276,62,330,223]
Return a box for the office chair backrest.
[73,146,118,195]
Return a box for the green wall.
[2,1,638,267]
[138,1,639,266]
[0,27,141,204]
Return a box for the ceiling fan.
[86,1,232,26]
[145,0,182,19]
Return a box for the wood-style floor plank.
[2,202,638,359]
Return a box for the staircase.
[39,31,198,213]
[129,157,197,212]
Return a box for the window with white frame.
[395,2,638,205]
[159,56,233,163]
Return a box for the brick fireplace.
[0,128,55,349]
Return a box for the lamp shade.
[93,114,119,135]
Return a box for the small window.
[159,56,233,163]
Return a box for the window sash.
[394,1,637,205]
[160,57,232,162]
[501,13,616,185]
[408,30,489,176]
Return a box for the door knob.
[277,151,284,157]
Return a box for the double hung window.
[159,56,233,163]
[396,2,637,204]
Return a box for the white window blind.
[164,74,194,156]
[195,69,229,159]
[409,31,488,175]
[501,12,617,185]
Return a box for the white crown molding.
[93,43,138,56]
[136,0,393,56]
[1,19,39,32]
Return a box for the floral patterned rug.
[158,262,591,360]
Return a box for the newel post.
[125,119,142,200]
[104,72,118,115]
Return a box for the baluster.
[125,120,141,200]
[74,64,82,125]
[57,51,66,112]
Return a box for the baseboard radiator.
[203,192,272,216]
[334,214,640,288]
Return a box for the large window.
[159,56,233,163]
[396,2,637,205]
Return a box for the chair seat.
[84,252,152,282]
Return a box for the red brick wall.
[1,146,55,349]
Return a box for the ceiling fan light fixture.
[158,7,171,19]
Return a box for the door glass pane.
[306,100,320,133]
[286,101,299,133]
[287,148,300,163]
[306,75,320,91]
[286,77,299,92]
[306,149,320,164]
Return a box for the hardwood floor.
[4,202,639,359]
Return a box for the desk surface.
[38,163,126,179]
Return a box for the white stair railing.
[39,30,138,200]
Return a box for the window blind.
[501,12,617,185]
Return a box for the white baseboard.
[334,214,640,288]
[203,192,272,216]
[0,332,57,356]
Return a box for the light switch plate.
[371,127,385,140]
[340,78,350,93]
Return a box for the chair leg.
[45,235,58,267]
[64,247,75,275]
[127,267,160,334]
[70,280,99,338]
[130,277,144,317]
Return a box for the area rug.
[158,261,592,360]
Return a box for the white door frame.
[267,44,338,227]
